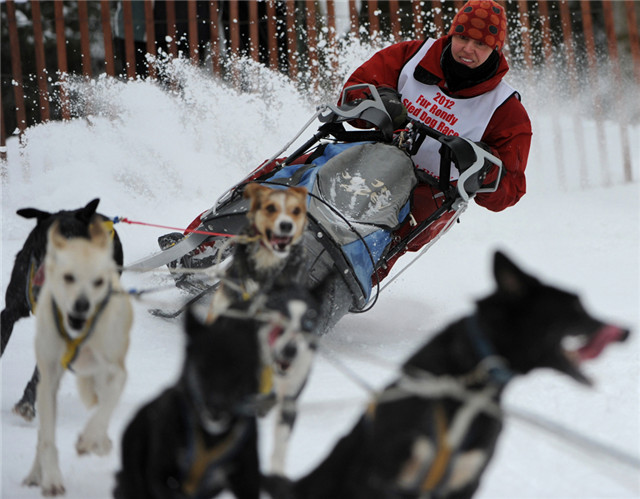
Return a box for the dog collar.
[52,285,112,371]
[465,313,514,386]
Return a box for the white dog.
[23,219,132,496]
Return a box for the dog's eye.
[302,309,318,331]
[63,274,75,284]
[291,207,302,216]
[93,278,104,288]
[266,204,277,214]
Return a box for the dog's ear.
[493,251,538,297]
[16,208,52,221]
[88,217,110,249]
[78,198,101,223]
[243,183,269,214]
[288,186,308,203]
[48,220,67,250]
[243,182,262,200]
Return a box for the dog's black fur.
[1,198,123,420]
[114,280,323,499]
[265,251,630,499]
[114,307,262,499]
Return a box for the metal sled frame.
[130,85,502,312]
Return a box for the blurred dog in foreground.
[265,251,630,499]
[115,280,322,499]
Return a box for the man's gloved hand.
[376,87,408,130]
[457,141,497,195]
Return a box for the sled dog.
[23,219,132,497]
[206,182,308,323]
[114,285,317,499]
[259,282,323,476]
[1,198,123,421]
[115,306,262,499]
[265,251,630,499]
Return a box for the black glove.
[376,87,408,130]
[454,140,496,195]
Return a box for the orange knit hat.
[448,0,507,51]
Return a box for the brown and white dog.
[206,183,308,323]
[204,182,316,475]
[23,219,132,496]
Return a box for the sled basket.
[134,84,502,313]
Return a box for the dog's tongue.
[577,325,628,361]
[268,326,283,346]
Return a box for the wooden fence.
[2,0,639,183]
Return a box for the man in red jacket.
[342,0,532,279]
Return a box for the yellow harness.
[27,257,40,313]
[52,289,111,371]
[182,421,249,496]
[421,403,452,491]
[367,399,454,494]
[260,365,273,395]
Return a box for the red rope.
[114,217,235,238]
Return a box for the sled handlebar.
[318,84,395,141]
[406,120,503,202]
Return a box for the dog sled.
[130,85,502,324]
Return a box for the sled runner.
[131,85,502,319]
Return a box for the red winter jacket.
[342,36,532,212]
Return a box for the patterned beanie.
[448,0,507,51]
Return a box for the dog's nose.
[282,342,297,360]
[279,221,293,234]
[73,296,90,314]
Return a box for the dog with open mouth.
[1,198,123,422]
[23,219,132,497]
[264,251,630,499]
[257,281,324,476]
[206,182,308,323]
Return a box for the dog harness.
[368,313,513,496]
[178,392,255,498]
[26,256,45,313]
[181,419,253,497]
[51,286,112,371]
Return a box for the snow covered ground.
[1,56,639,498]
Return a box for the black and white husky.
[258,282,323,476]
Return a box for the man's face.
[451,35,495,69]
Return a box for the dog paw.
[22,473,41,488]
[41,482,66,497]
[13,400,36,422]
[76,433,112,456]
[23,471,66,496]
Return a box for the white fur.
[23,221,132,496]
[264,299,316,475]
